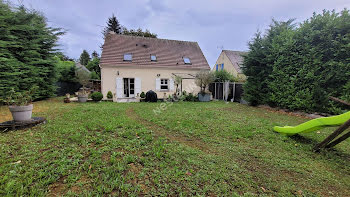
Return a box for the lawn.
[0,98,349,196]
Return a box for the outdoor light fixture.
[157,74,160,77]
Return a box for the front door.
[123,78,135,97]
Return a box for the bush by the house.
[178,91,198,102]
[91,92,103,101]
[243,9,350,114]
[0,1,63,102]
[107,91,113,99]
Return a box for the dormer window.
[151,54,157,61]
[124,53,132,61]
[183,57,191,64]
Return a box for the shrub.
[91,92,103,101]
[5,86,38,106]
[214,70,237,82]
[243,10,350,114]
[107,91,113,99]
[140,92,146,98]
[185,93,196,102]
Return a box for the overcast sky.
[9,0,349,67]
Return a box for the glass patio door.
[123,78,135,97]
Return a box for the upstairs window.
[151,54,157,61]
[183,57,191,64]
[160,79,169,90]
[124,53,132,61]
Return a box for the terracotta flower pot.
[9,104,33,122]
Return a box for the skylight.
[151,55,157,61]
[183,57,191,64]
[124,53,132,61]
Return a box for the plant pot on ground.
[5,86,38,122]
[77,91,89,102]
[76,67,91,103]
[198,92,211,102]
[195,70,214,102]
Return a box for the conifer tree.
[0,1,62,101]
[102,14,122,37]
[79,50,90,66]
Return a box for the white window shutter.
[116,77,123,98]
[169,79,174,91]
[155,78,160,91]
[135,78,141,95]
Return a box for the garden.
[1,1,349,196]
[1,99,349,196]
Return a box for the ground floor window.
[123,78,135,97]
[160,79,169,90]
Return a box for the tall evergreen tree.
[102,14,122,37]
[0,1,63,101]
[79,50,90,66]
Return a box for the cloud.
[10,0,350,66]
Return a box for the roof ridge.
[110,33,198,44]
[222,49,247,53]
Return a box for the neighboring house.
[100,33,210,102]
[212,50,247,81]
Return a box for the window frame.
[183,57,191,65]
[123,53,133,61]
[150,54,157,61]
[160,78,169,90]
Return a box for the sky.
[8,0,350,68]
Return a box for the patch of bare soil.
[47,176,66,197]
[70,175,90,194]
[101,152,110,162]
[126,108,217,154]
[125,162,151,195]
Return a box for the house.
[100,33,210,102]
[212,50,247,81]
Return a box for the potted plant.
[195,70,214,102]
[5,86,38,122]
[76,68,91,102]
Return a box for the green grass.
[0,98,349,196]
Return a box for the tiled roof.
[223,50,247,74]
[100,33,210,70]
[75,62,91,73]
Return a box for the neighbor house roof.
[75,62,91,73]
[222,50,247,74]
[100,33,210,70]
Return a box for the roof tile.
[100,34,210,70]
